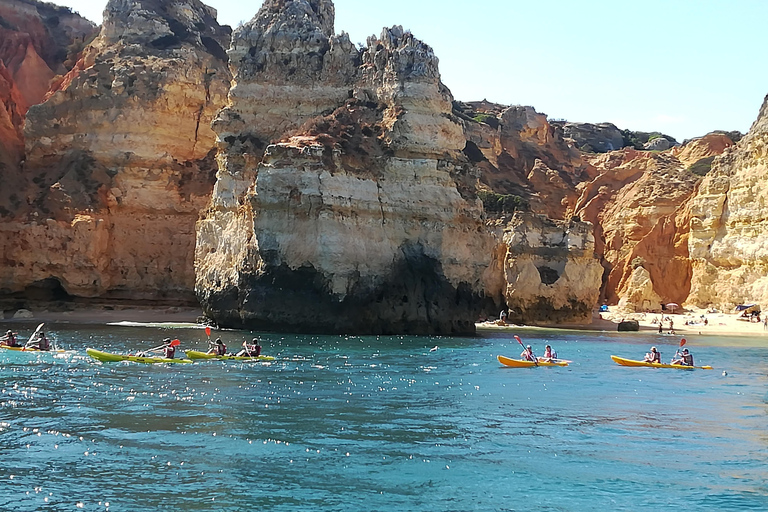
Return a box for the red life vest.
[164,345,176,359]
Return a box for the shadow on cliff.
[202,242,494,336]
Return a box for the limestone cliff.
[457,102,596,220]
[687,96,768,309]
[492,213,603,324]
[196,0,496,334]
[0,0,231,301]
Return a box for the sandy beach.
[0,304,203,325]
[2,302,767,341]
[478,306,768,339]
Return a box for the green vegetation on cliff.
[478,191,529,213]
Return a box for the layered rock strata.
[687,96,768,309]
[0,0,231,301]
[196,0,496,334]
[492,213,603,324]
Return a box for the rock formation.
[492,213,603,324]
[196,0,497,334]
[0,0,231,302]
[556,121,625,153]
[687,95,768,309]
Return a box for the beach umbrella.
[735,304,757,311]
[666,303,679,312]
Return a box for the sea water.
[0,324,767,511]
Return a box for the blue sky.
[55,0,767,141]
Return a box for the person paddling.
[208,338,227,356]
[542,344,558,362]
[671,348,694,366]
[520,345,536,362]
[643,346,661,363]
[237,338,262,357]
[25,331,51,351]
[143,339,177,359]
[1,330,20,348]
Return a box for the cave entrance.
[23,278,72,302]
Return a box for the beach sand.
[2,302,767,340]
[0,305,203,325]
[478,306,768,339]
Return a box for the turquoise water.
[1,325,767,511]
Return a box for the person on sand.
[658,321,663,334]
[0,330,20,348]
[671,348,694,366]
[520,345,535,362]
[237,338,262,357]
[208,338,227,356]
[643,346,661,363]
[25,331,51,351]
[499,310,508,325]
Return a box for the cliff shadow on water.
[201,243,491,336]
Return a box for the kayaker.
[237,338,262,357]
[671,348,694,366]
[162,339,176,359]
[208,338,227,356]
[1,330,20,347]
[26,331,51,351]
[542,344,558,362]
[643,346,661,363]
[520,345,535,362]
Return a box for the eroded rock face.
[0,0,231,301]
[196,1,496,334]
[493,213,603,324]
[558,121,625,153]
[687,95,768,309]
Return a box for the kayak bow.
[610,355,713,370]
[497,355,570,367]
[185,350,275,362]
[86,348,193,364]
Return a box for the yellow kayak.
[86,348,193,364]
[0,345,66,353]
[185,350,275,362]
[497,355,570,367]
[611,355,713,370]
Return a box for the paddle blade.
[171,339,181,347]
[205,326,211,337]
[514,335,524,347]
[680,338,687,348]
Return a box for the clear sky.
[54,0,767,141]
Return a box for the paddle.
[514,335,538,366]
[23,323,45,351]
[140,339,180,356]
[205,326,211,340]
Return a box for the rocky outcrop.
[0,0,231,301]
[0,0,97,216]
[687,95,768,309]
[557,121,625,153]
[458,103,596,219]
[196,1,497,334]
[493,213,603,324]
[572,134,733,309]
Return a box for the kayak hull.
[1,345,66,353]
[86,348,192,364]
[185,350,275,362]
[611,355,713,370]
[497,355,569,367]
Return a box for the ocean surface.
[1,323,767,512]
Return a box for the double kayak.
[185,350,275,362]
[611,355,713,370]
[497,355,570,367]
[1,345,66,353]
[86,348,193,364]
